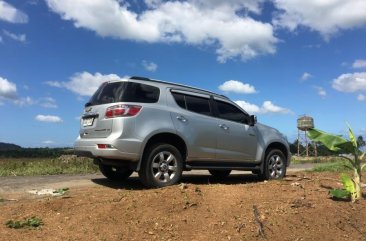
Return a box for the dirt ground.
[0,172,365,241]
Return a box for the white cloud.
[3,30,26,42]
[235,100,292,115]
[357,94,365,101]
[0,76,17,99]
[0,76,36,107]
[219,80,257,94]
[35,114,63,123]
[46,71,128,96]
[46,0,277,62]
[142,60,158,72]
[235,100,261,114]
[261,101,292,114]
[273,0,366,40]
[314,86,327,98]
[0,1,28,23]
[352,59,366,69]
[39,97,57,108]
[0,36,2,43]
[14,96,34,106]
[42,140,55,144]
[45,81,62,88]
[332,72,366,93]
[300,72,312,81]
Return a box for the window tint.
[185,95,211,116]
[123,82,160,103]
[172,92,186,109]
[216,100,248,124]
[89,82,159,105]
[171,91,211,116]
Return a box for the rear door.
[169,90,217,160]
[80,81,160,139]
[80,82,124,139]
[214,99,257,162]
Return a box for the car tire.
[139,143,183,188]
[259,149,287,180]
[209,170,231,178]
[99,164,134,181]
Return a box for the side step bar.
[185,162,261,171]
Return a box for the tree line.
[0,147,73,158]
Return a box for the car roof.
[130,76,229,100]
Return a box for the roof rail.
[130,76,151,81]
[129,76,229,99]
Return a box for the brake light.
[105,104,142,118]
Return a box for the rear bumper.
[74,136,141,161]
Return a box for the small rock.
[179,183,188,190]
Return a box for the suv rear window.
[88,82,160,106]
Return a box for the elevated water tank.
[297,115,314,131]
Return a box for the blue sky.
[1,0,366,147]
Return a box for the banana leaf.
[347,123,358,149]
[329,189,350,199]
[340,174,356,194]
[308,128,354,153]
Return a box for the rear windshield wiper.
[84,102,92,107]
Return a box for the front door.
[214,99,257,162]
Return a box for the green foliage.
[5,216,43,229]
[329,189,351,199]
[308,126,365,202]
[0,147,73,158]
[310,160,353,172]
[307,129,353,153]
[347,124,357,149]
[0,156,98,176]
[340,174,356,194]
[357,136,366,148]
[53,188,69,195]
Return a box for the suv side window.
[123,82,160,103]
[172,92,212,116]
[186,95,211,116]
[215,100,248,124]
[171,92,186,109]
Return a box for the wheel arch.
[260,141,290,172]
[136,132,187,171]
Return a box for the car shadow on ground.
[91,173,263,190]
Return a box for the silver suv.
[74,76,290,187]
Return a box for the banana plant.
[308,125,366,202]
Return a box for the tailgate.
[79,104,113,138]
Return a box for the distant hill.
[0,142,22,151]
[0,143,73,158]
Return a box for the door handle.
[176,116,187,122]
[219,124,229,130]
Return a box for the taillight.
[105,104,142,118]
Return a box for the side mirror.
[249,115,257,126]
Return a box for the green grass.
[5,217,43,229]
[309,160,354,172]
[291,156,344,164]
[0,156,99,176]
